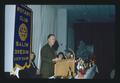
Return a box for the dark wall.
[74,22,115,79]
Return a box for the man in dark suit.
[40,34,56,78]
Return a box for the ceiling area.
[52,5,115,23]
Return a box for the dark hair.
[47,34,55,39]
[57,52,65,59]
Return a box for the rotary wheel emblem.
[18,23,28,41]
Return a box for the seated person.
[88,59,93,68]
[52,52,65,62]
[19,52,38,78]
[75,58,85,79]
[57,52,65,59]
[84,61,89,71]
[65,51,74,59]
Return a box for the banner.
[13,4,32,69]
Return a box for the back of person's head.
[65,51,73,59]
[57,52,65,59]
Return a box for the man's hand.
[52,58,60,62]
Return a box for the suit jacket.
[40,43,56,78]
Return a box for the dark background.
[74,22,115,79]
[0,0,120,80]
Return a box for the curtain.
[28,5,57,71]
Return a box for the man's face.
[48,36,56,46]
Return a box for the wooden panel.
[54,59,75,77]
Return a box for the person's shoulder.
[41,43,48,50]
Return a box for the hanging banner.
[13,4,32,69]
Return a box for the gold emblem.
[18,23,28,41]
